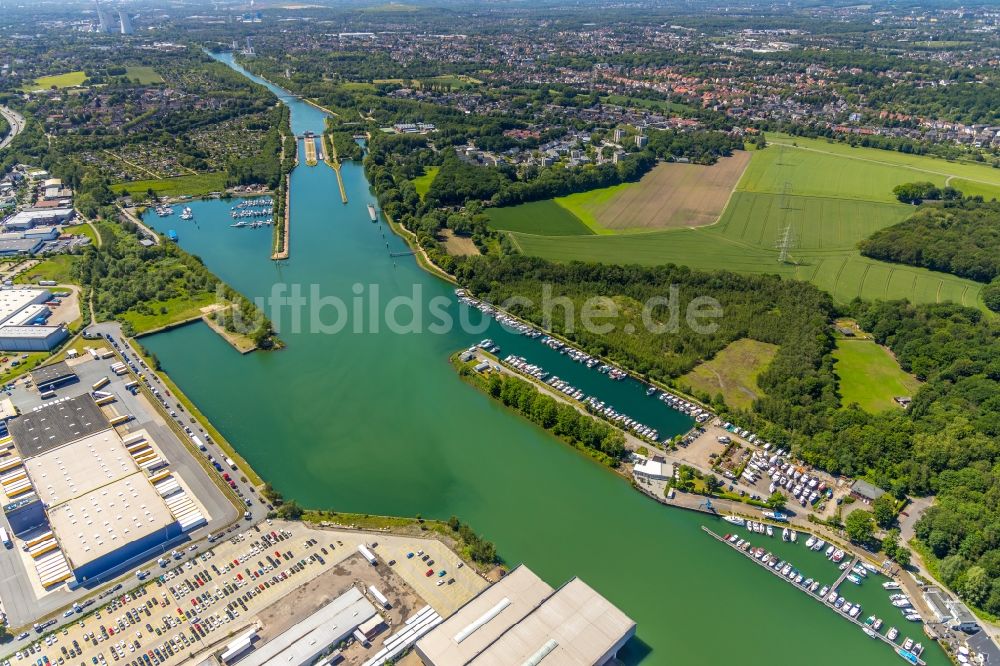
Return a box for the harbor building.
[234,587,378,666]
[4,395,204,584]
[849,479,886,505]
[415,565,636,666]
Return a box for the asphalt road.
[0,106,25,152]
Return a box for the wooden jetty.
[702,526,927,665]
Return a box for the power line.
[775,223,797,264]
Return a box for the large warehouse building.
[3,395,203,585]
[0,287,67,351]
[415,566,636,666]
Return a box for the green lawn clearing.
[26,71,87,91]
[63,223,98,244]
[15,255,79,285]
[680,338,778,410]
[118,294,217,335]
[124,66,164,84]
[412,166,440,200]
[112,173,228,198]
[833,338,922,412]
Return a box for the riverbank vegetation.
[295,508,501,569]
[74,220,278,347]
[454,354,627,467]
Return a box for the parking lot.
[0,522,487,666]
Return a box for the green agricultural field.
[111,172,228,198]
[764,134,1000,200]
[680,338,778,410]
[833,338,921,412]
[124,66,164,84]
[487,200,594,236]
[412,166,440,200]
[26,71,87,91]
[507,135,997,309]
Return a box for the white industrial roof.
[237,587,378,666]
[416,566,635,666]
[415,566,554,665]
[0,288,48,326]
[24,429,139,506]
[467,578,636,665]
[47,473,175,568]
[0,325,63,338]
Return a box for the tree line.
[460,359,627,466]
[859,199,1000,306]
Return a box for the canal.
[139,52,946,665]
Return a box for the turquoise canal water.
[138,52,946,665]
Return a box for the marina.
[705,525,927,665]
[136,51,950,666]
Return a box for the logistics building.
[415,566,636,666]
[0,288,68,351]
[3,395,205,585]
[235,587,379,666]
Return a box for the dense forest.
[858,201,1000,301]
[811,300,1000,617]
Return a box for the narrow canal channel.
[139,52,947,666]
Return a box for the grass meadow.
[125,66,164,84]
[680,338,779,410]
[27,71,87,90]
[111,172,228,198]
[412,166,440,200]
[486,200,595,236]
[833,339,921,412]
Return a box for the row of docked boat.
[231,207,272,219]
[718,525,927,664]
[725,533,824,593]
[154,205,175,217]
[232,197,273,209]
[647,386,710,422]
[230,218,273,229]
[826,588,863,619]
[540,335,628,380]
[582,396,659,441]
[499,354,663,443]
